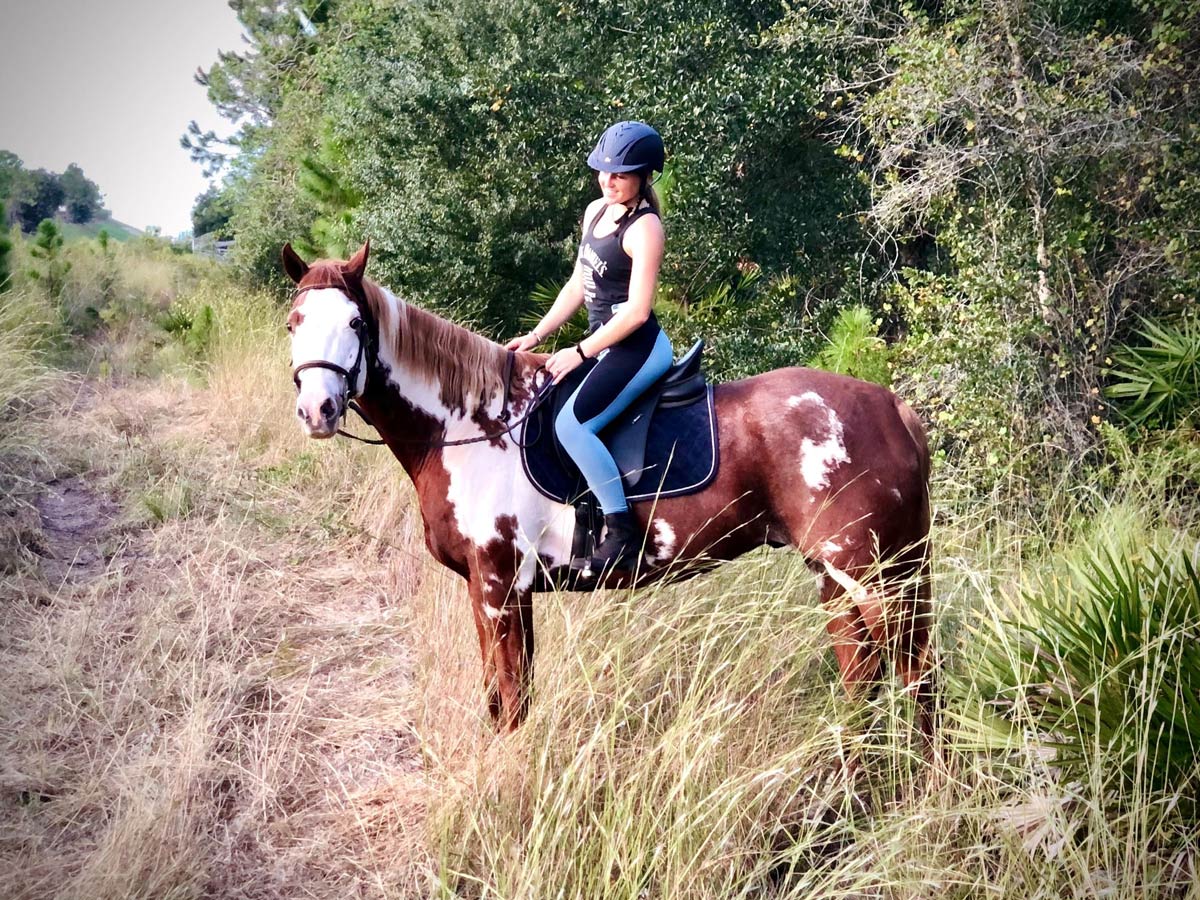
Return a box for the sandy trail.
[0,377,446,898]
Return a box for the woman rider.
[505,121,673,574]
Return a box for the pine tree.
[28,219,69,298]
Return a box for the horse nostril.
[319,398,335,420]
[296,406,309,423]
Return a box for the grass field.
[56,217,144,243]
[0,255,1197,898]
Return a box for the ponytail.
[639,170,661,216]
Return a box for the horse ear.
[346,240,370,280]
[281,242,309,283]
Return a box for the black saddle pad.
[520,378,719,505]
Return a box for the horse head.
[283,241,373,438]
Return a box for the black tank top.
[577,205,659,333]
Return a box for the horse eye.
[350,317,363,331]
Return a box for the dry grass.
[1,274,1197,898]
[0,301,461,896]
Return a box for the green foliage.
[656,269,818,380]
[191,184,235,240]
[13,170,64,234]
[309,0,853,336]
[295,131,361,259]
[0,150,21,202]
[27,219,70,299]
[57,163,103,224]
[978,548,1200,821]
[1105,315,1200,427]
[809,305,891,386]
[0,202,11,289]
[158,302,216,357]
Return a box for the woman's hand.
[504,332,542,352]
[545,346,585,383]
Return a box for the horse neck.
[356,282,515,472]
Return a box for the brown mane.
[359,276,509,412]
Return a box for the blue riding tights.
[555,325,673,514]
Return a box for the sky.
[0,1,247,236]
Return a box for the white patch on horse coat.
[891,488,903,502]
[820,540,842,555]
[822,560,869,603]
[650,518,677,563]
[790,392,850,490]
[814,573,827,593]
[368,287,575,581]
[483,604,505,620]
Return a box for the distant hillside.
[57,216,142,243]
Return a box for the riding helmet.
[587,121,665,174]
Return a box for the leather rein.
[290,279,554,449]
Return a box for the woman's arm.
[536,263,586,335]
[505,201,602,351]
[576,213,663,358]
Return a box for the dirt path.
[33,477,122,585]
[1,377,444,899]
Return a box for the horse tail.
[895,398,930,489]
[894,397,939,748]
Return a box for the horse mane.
[359,276,509,412]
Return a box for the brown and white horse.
[284,242,935,738]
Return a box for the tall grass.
[3,260,1198,897]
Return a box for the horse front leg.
[467,566,534,731]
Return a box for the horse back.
[711,367,930,559]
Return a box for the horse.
[283,241,935,740]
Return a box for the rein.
[290,279,556,450]
[341,365,557,449]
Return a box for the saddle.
[520,340,720,578]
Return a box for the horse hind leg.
[813,560,885,700]
[833,548,939,761]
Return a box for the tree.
[0,201,11,289]
[191,184,236,239]
[318,0,840,335]
[14,170,64,233]
[772,0,1200,490]
[58,163,103,224]
[28,219,69,298]
[0,150,23,203]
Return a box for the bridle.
[289,277,556,448]
[290,273,375,394]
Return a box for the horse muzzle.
[296,392,342,438]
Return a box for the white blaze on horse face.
[291,289,364,437]
[789,392,850,490]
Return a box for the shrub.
[1105,315,1200,428]
[977,547,1200,822]
[808,305,890,387]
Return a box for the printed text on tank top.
[577,202,659,333]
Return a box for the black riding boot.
[574,510,642,577]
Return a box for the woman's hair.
[637,169,661,217]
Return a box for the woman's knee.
[554,401,591,450]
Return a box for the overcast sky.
[0,1,246,236]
